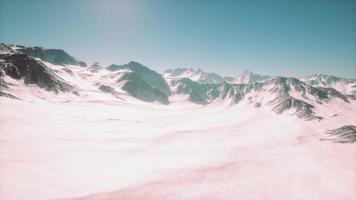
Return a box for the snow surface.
[1,52,356,199]
[1,95,356,200]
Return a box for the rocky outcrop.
[322,125,356,143]
[0,53,73,93]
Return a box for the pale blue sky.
[1,0,355,78]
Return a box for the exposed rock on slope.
[0,43,16,54]
[171,79,244,104]
[0,53,74,93]
[170,76,350,120]
[108,61,171,104]
[0,43,355,118]
[88,62,103,73]
[17,46,87,67]
[322,125,356,143]
[234,70,270,84]
[302,74,356,95]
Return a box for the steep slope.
[16,46,87,67]
[302,74,356,95]
[87,62,103,73]
[108,61,171,104]
[170,76,351,120]
[1,43,354,113]
[0,53,74,94]
[0,43,16,54]
[233,70,270,84]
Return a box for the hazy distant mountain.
[301,74,356,95]
[233,70,270,84]
[16,45,87,67]
[87,62,103,73]
[164,68,225,83]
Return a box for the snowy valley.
[0,43,356,200]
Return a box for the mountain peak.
[234,70,269,84]
[11,45,87,67]
[242,70,254,75]
[128,61,143,66]
[163,68,224,83]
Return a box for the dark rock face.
[172,79,246,104]
[118,72,169,104]
[99,85,115,94]
[322,125,356,143]
[173,78,209,104]
[109,61,171,104]
[17,46,87,67]
[0,54,73,93]
[268,95,320,120]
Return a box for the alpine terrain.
[1,43,355,200]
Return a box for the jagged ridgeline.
[1,43,356,120]
[170,77,351,120]
[17,46,87,67]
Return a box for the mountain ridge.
[1,43,355,120]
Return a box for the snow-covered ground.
[1,96,355,200]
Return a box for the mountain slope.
[108,61,171,104]
[233,70,270,84]
[16,46,87,67]
[0,43,355,118]
[302,74,356,95]
[164,68,225,83]
[170,76,351,120]
[0,53,74,94]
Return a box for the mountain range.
[1,43,356,121]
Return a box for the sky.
[1,0,356,78]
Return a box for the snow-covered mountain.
[163,68,227,83]
[0,44,171,104]
[107,61,171,104]
[87,62,103,73]
[14,45,87,67]
[0,51,75,95]
[163,68,270,85]
[170,76,351,120]
[1,43,356,200]
[233,70,270,84]
[1,43,355,120]
[301,74,356,95]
